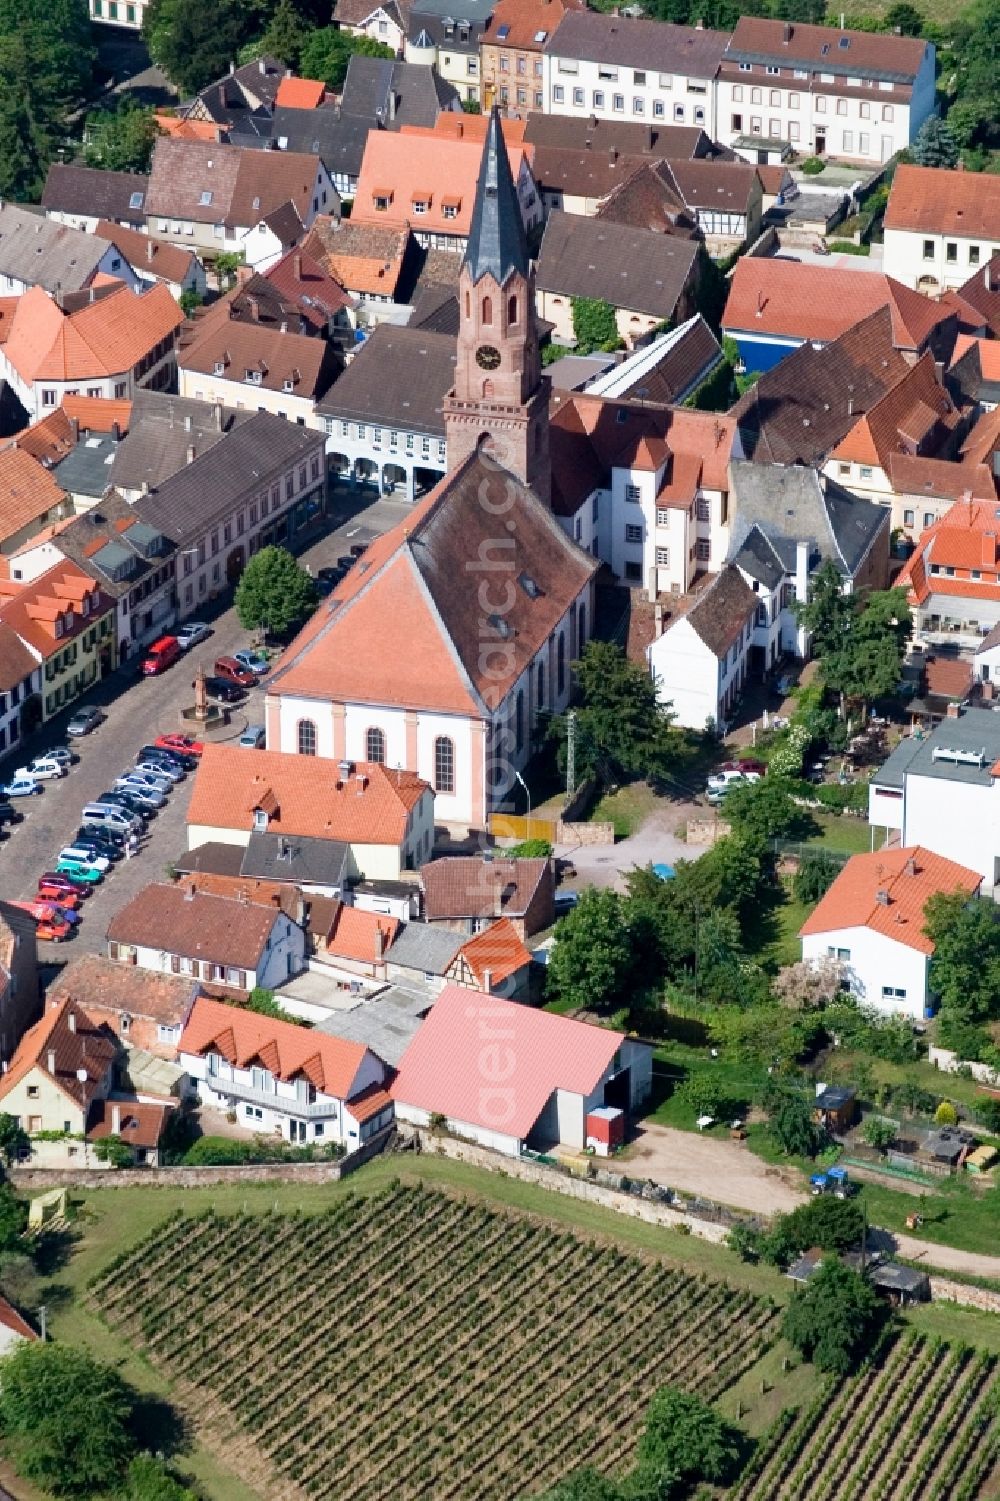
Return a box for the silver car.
[114,776,167,808]
[135,757,185,784]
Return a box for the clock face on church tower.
[476,344,501,371]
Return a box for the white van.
[81,802,141,834]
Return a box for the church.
[264,112,598,835]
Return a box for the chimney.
[609,147,618,166]
[47,1049,56,1074]
[147,239,154,264]
[875,888,890,906]
[229,60,236,74]
[68,1011,76,1034]
[653,601,664,635]
[904,855,916,877]
[375,923,386,960]
[483,966,493,993]
[293,252,302,280]
[983,530,996,567]
[214,401,224,432]
[111,421,121,441]
[782,20,791,41]
[646,123,654,152]
[184,880,196,900]
[695,15,703,26]
[69,416,79,442]
[186,443,196,465]
[183,412,192,433]
[111,1103,121,1134]
[946,700,961,719]
[258,57,266,74]
[248,295,259,322]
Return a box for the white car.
[56,846,110,874]
[176,622,211,651]
[706,768,756,793]
[17,757,66,781]
[2,775,42,797]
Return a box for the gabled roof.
[464,106,529,288]
[725,15,927,79]
[728,461,889,579]
[667,565,756,658]
[0,445,68,546]
[146,139,322,231]
[536,210,700,320]
[829,351,958,471]
[268,450,598,714]
[887,452,996,503]
[455,917,531,985]
[177,293,339,399]
[723,259,955,353]
[420,855,551,920]
[524,113,715,160]
[275,76,326,110]
[324,902,400,963]
[3,284,181,387]
[187,746,431,846]
[897,495,1000,605]
[483,0,585,52]
[316,323,454,435]
[87,1098,173,1149]
[546,11,728,77]
[179,994,374,1098]
[304,217,411,298]
[957,254,1000,339]
[0,558,114,656]
[272,105,368,179]
[42,164,148,224]
[340,55,458,124]
[0,997,117,1110]
[886,165,1000,242]
[594,160,696,237]
[48,952,200,1025]
[260,244,352,329]
[93,219,198,287]
[584,316,723,406]
[0,205,111,294]
[391,982,625,1140]
[108,883,288,969]
[800,846,981,955]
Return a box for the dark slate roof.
[732,523,784,590]
[133,411,322,543]
[678,566,756,657]
[108,391,253,494]
[523,113,717,160]
[536,210,699,320]
[406,11,485,52]
[545,12,729,77]
[240,830,350,886]
[585,315,723,405]
[386,921,463,974]
[340,56,458,125]
[316,324,456,435]
[408,284,460,335]
[41,164,148,225]
[728,462,889,580]
[463,106,529,289]
[52,432,120,499]
[54,490,174,600]
[175,842,247,877]
[272,106,370,180]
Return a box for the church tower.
[443,108,551,505]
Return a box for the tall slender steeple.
[443,108,551,504]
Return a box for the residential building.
[800,846,982,1021]
[107,390,247,499]
[270,106,369,198]
[535,212,701,348]
[868,706,1000,885]
[954,254,1000,339]
[405,14,487,108]
[445,916,532,995]
[89,0,149,30]
[543,14,728,134]
[108,883,306,991]
[177,839,350,901]
[93,221,208,303]
[41,165,148,232]
[0,284,182,425]
[176,294,340,427]
[723,259,961,375]
[352,122,541,253]
[897,496,1000,647]
[144,139,337,259]
[0,205,137,298]
[242,247,354,338]
[187,746,435,880]
[949,334,1000,413]
[0,1299,38,1355]
[481,0,584,115]
[0,446,73,558]
[524,113,723,211]
[0,561,116,723]
[341,54,460,123]
[178,993,393,1145]
[597,158,762,249]
[0,627,44,761]
[580,317,724,406]
[127,413,327,608]
[47,953,199,1059]
[884,166,1000,293]
[648,565,757,730]
[391,982,652,1155]
[718,18,935,164]
[0,902,39,1064]
[882,454,997,541]
[303,219,415,308]
[335,0,412,53]
[181,56,286,146]
[420,853,555,937]
[317,325,455,497]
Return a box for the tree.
[93,1135,134,1168]
[144,0,255,95]
[259,0,309,70]
[778,1196,865,1256]
[549,640,680,784]
[634,1384,742,1491]
[124,1455,198,1501]
[864,1116,897,1151]
[772,956,844,1011]
[722,777,818,847]
[545,888,641,1015]
[949,0,1000,153]
[0,0,96,201]
[925,892,1000,1031]
[934,1099,958,1126]
[214,250,244,290]
[884,1,923,32]
[911,116,960,168]
[536,1471,624,1501]
[298,27,394,90]
[793,852,840,905]
[0,1342,135,1495]
[245,987,307,1026]
[783,1257,883,1375]
[0,1185,27,1257]
[234,545,318,639]
[83,94,159,173]
[810,581,911,711]
[571,297,621,353]
[795,559,853,659]
[769,1091,823,1158]
[0,1112,28,1168]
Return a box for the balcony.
[206,1070,337,1120]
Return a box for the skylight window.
[497,23,510,38]
[518,572,543,600]
[128,191,144,210]
[534,29,548,41]
[838,35,850,47]
[199,190,213,206]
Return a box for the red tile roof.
[829,352,957,470]
[187,746,430,846]
[420,855,550,920]
[888,453,996,503]
[0,446,68,546]
[344,1081,394,1124]
[3,284,181,386]
[483,0,584,51]
[179,994,373,1098]
[94,219,199,289]
[87,1098,173,1150]
[0,997,117,1111]
[325,902,400,963]
[391,983,625,1139]
[800,846,981,955]
[353,129,530,241]
[885,165,1000,242]
[456,918,531,986]
[61,395,132,434]
[0,1296,37,1343]
[275,77,327,109]
[107,883,288,969]
[898,496,1000,605]
[48,953,200,1027]
[0,559,113,658]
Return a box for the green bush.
[800,157,826,175]
[506,838,553,858]
[826,240,870,256]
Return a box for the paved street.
[6,486,407,959]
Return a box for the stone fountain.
[180,662,227,733]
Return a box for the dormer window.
[214,359,226,375]
[282,375,295,392]
[412,198,429,215]
[245,369,262,385]
[497,23,510,38]
[64,611,73,630]
[54,618,63,639]
[373,194,391,211]
[128,191,144,210]
[253,808,268,831]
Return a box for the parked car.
[73,828,126,860]
[175,622,212,651]
[706,768,759,794]
[36,884,82,911]
[114,778,167,809]
[142,636,182,677]
[233,649,269,677]
[2,776,42,798]
[214,656,256,689]
[54,855,104,884]
[317,566,345,589]
[349,541,369,559]
[92,792,151,824]
[203,676,246,704]
[56,846,110,875]
[16,757,67,782]
[337,554,357,572]
[66,705,104,737]
[0,801,22,826]
[554,890,581,917]
[42,747,75,769]
[135,756,185,784]
[142,744,198,771]
[239,724,266,749]
[716,760,766,778]
[154,733,204,758]
[38,872,89,901]
[124,766,173,793]
[32,912,74,943]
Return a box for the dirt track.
[623,1123,806,1216]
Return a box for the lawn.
[743,876,815,971]
[821,1048,997,1116]
[806,812,876,855]
[589,780,660,838]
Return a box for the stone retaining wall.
[686,818,731,847]
[928,1277,1000,1314]
[555,819,616,847]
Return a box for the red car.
[10,903,73,942]
[718,759,767,777]
[38,871,90,900]
[154,733,205,758]
[214,656,256,689]
[37,881,82,909]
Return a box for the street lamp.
[513,769,531,838]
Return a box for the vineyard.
[736,1330,1000,1501]
[89,1182,780,1501]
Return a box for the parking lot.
[6,486,408,958]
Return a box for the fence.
[488,813,558,843]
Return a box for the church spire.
[463,106,529,288]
